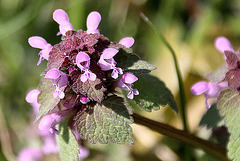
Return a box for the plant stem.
[139,12,188,132]
[133,113,229,161]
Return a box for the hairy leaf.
[217,89,240,160]
[132,74,178,113]
[56,118,79,161]
[115,50,156,74]
[36,78,63,121]
[73,95,134,145]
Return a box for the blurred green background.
[0,0,239,160]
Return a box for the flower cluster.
[25,9,140,159]
[190,36,240,108]
[19,89,88,161]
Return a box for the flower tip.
[38,115,55,131]
[25,89,41,104]
[122,73,138,84]
[87,11,101,34]
[53,9,69,24]
[28,36,48,49]
[214,36,233,53]
[191,81,209,95]
[102,48,119,58]
[80,96,90,104]
[76,52,90,64]
[45,69,61,79]
[119,37,134,48]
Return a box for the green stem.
[139,12,188,132]
[133,114,229,161]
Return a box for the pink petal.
[133,89,139,95]
[101,48,118,59]
[45,69,61,79]
[206,82,220,98]
[76,52,90,64]
[87,11,101,34]
[53,9,70,25]
[59,22,73,35]
[88,72,96,81]
[38,115,55,131]
[191,81,209,95]
[41,44,52,60]
[28,36,48,49]
[42,135,58,154]
[79,146,89,160]
[127,91,134,99]
[80,96,90,104]
[121,73,138,84]
[214,36,233,53]
[119,37,134,48]
[98,59,113,71]
[80,73,88,82]
[25,89,41,104]
[18,148,42,161]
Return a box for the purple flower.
[28,36,52,65]
[215,36,234,54]
[86,11,101,34]
[119,37,134,48]
[80,96,90,104]
[191,81,228,109]
[76,52,96,82]
[45,69,68,99]
[79,146,89,160]
[25,89,41,116]
[118,73,139,99]
[18,148,42,161]
[53,9,73,36]
[41,133,58,154]
[38,109,71,134]
[98,48,123,79]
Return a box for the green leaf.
[227,136,240,161]
[56,117,79,161]
[35,78,63,121]
[217,89,240,160]
[199,104,223,129]
[73,95,134,145]
[115,49,156,74]
[205,64,228,83]
[132,74,178,113]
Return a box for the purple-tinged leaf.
[73,95,134,145]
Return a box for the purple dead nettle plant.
[25,8,155,159]
[190,36,240,109]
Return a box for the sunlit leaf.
[73,95,134,145]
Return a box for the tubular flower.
[86,11,101,34]
[119,37,134,48]
[45,69,68,99]
[191,81,228,109]
[98,48,123,79]
[76,52,96,82]
[25,89,41,116]
[28,36,52,65]
[38,109,72,134]
[53,9,73,36]
[118,73,139,99]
